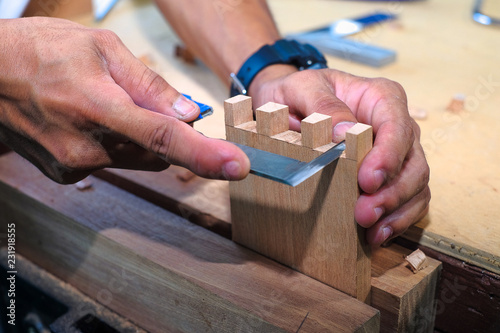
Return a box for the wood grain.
[301,113,333,149]
[371,244,441,333]
[0,152,380,333]
[226,98,372,303]
[255,102,289,136]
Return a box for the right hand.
[0,17,249,183]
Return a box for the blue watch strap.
[230,39,327,97]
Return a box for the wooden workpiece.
[225,95,372,303]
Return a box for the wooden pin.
[255,102,289,136]
[224,95,253,127]
[301,113,332,148]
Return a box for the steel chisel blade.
[232,141,346,187]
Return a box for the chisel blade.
[232,141,346,187]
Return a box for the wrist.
[229,39,327,97]
[247,64,297,98]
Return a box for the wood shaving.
[405,249,428,273]
[75,178,93,191]
[408,107,428,120]
[175,45,196,64]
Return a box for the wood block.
[225,97,373,302]
[346,123,373,168]
[255,102,289,136]
[301,113,333,148]
[0,152,380,333]
[371,244,442,333]
[224,95,253,126]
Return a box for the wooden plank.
[371,244,441,333]
[225,98,372,303]
[0,249,147,333]
[0,152,380,333]
[93,166,442,333]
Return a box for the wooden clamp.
[225,95,373,302]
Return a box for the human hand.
[248,65,431,246]
[0,17,249,184]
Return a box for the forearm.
[154,0,281,83]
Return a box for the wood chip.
[446,93,466,113]
[405,249,428,273]
[138,54,156,69]
[175,44,196,64]
[408,107,428,120]
[75,178,93,191]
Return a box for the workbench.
[0,0,499,332]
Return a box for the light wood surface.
[0,152,380,333]
[71,0,499,273]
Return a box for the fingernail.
[173,95,197,119]
[222,160,241,180]
[381,226,393,243]
[374,207,384,221]
[333,121,356,142]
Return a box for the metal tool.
[189,96,344,186]
[182,94,214,121]
[93,0,120,21]
[287,11,397,67]
[473,0,500,26]
[233,141,346,187]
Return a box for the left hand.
[248,65,431,247]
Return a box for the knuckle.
[143,123,175,159]
[90,29,122,50]
[53,144,89,170]
[138,70,167,100]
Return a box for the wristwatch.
[229,39,328,97]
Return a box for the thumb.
[97,32,200,122]
[102,99,250,180]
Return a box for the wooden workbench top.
[75,0,499,274]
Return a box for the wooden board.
[225,96,372,302]
[0,152,380,333]
[371,244,441,333]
